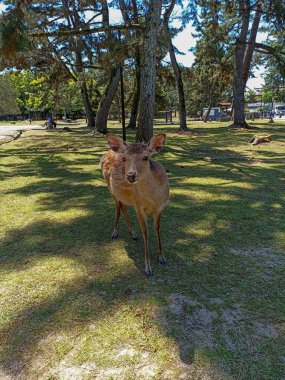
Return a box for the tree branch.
[31,24,142,38]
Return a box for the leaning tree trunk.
[242,1,262,90]
[68,5,95,129]
[232,3,261,128]
[95,68,120,134]
[163,0,187,131]
[231,0,261,129]
[168,38,188,130]
[203,78,216,122]
[203,105,212,123]
[81,83,95,128]
[127,52,141,129]
[136,0,162,142]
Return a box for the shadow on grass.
[0,125,284,378]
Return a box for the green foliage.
[0,74,19,115]
[10,71,46,113]
[0,6,33,69]
[245,89,257,103]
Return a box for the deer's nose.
[126,172,137,183]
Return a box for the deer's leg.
[111,199,121,239]
[136,208,152,277]
[153,211,166,265]
[121,203,138,240]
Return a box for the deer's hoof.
[159,256,167,265]
[145,268,153,277]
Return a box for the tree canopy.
[0,0,284,136]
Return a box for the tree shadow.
[1,127,284,378]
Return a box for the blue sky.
[172,26,265,90]
[109,6,265,90]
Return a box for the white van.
[274,103,285,117]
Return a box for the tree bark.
[230,0,251,129]
[127,52,141,129]
[95,68,121,134]
[62,0,95,128]
[242,1,262,88]
[94,0,121,134]
[136,0,162,142]
[203,105,212,123]
[230,0,261,129]
[163,0,188,131]
[81,83,95,128]
[119,0,141,130]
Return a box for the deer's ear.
[107,135,126,153]
[148,134,166,154]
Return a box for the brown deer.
[101,134,169,276]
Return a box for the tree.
[163,0,188,131]
[185,0,285,128]
[187,5,233,121]
[0,74,19,115]
[136,0,162,142]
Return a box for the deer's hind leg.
[153,211,167,265]
[121,203,138,240]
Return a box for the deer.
[101,134,169,276]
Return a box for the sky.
[0,3,265,90]
[171,27,266,90]
[109,7,265,90]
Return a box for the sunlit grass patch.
[0,122,284,379]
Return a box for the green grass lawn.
[0,120,284,379]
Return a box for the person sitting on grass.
[45,115,56,128]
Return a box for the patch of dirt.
[0,367,12,380]
[46,345,158,380]
[230,247,285,268]
[168,293,282,354]
[50,362,97,379]
[114,347,137,359]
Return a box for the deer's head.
[107,134,166,184]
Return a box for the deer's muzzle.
[126,172,137,183]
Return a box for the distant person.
[47,116,57,128]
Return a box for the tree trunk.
[63,2,95,129]
[202,77,216,122]
[203,105,212,123]
[242,1,262,89]
[168,38,188,130]
[127,53,141,129]
[95,68,120,134]
[230,0,251,129]
[136,0,162,142]
[81,83,95,128]
[230,1,261,128]
[119,0,141,130]
[163,0,187,131]
[231,39,249,128]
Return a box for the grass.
[0,120,284,379]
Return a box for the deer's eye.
[122,157,126,162]
[143,156,149,161]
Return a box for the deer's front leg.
[136,208,152,277]
[111,199,121,239]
